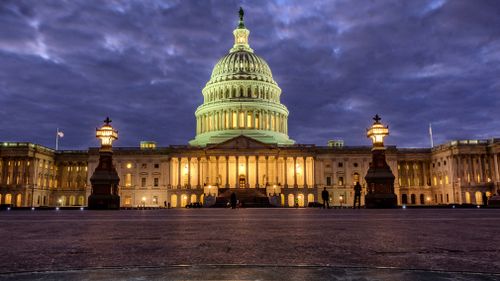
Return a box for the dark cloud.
[0,0,499,149]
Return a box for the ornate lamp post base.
[88,194,120,210]
[365,193,397,209]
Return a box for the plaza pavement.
[0,208,499,280]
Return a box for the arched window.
[171,194,178,208]
[307,194,314,204]
[288,194,294,207]
[465,192,471,204]
[181,194,188,207]
[190,194,197,203]
[420,194,425,205]
[5,194,12,205]
[475,191,483,205]
[401,194,408,204]
[297,194,305,207]
[410,194,416,205]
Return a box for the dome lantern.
[230,7,253,53]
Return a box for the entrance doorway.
[239,175,246,188]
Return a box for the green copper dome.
[189,8,294,147]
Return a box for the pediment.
[206,135,276,150]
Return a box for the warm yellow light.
[183,164,189,175]
[295,164,302,175]
[96,117,118,148]
[366,115,389,148]
[126,163,132,169]
[426,197,431,201]
[239,163,245,174]
[142,197,146,201]
[183,195,187,199]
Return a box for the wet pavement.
[0,208,499,280]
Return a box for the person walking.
[321,187,330,209]
[230,192,237,209]
[353,182,362,209]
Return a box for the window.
[141,177,146,187]
[154,178,159,187]
[124,196,132,205]
[338,162,343,168]
[326,176,331,186]
[338,176,344,186]
[141,163,147,169]
[154,164,159,169]
[125,173,132,187]
[353,163,358,167]
[153,196,158,205]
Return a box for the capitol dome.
[189,8,295,147]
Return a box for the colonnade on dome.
[196,109,288,135]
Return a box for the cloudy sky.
[0,0,499,149]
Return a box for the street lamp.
[96,117,118,151]
[339,195,343,207]
[142,196,146,207]
[208,185,212,196]
[366,114,389,149]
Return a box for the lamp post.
[88,117,121,210]
[364,114,397,208]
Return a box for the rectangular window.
[232,112,237,128]
[153,196,158,205]
[125,173,132,187]
[338,162,343,168]
[141,163,147,169]
[124,196,132,205]
[239,112,244,128]
[154,178,159,187]
[326,176,332,186]
[154,164,159,169]
[247,113,252,128]
[141,177,146,187]
[338,176,344,186]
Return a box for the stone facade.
[1,138,499,208]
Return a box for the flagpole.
[56,128,59,151]
[429,123,434,148]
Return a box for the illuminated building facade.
[0,10,499,208]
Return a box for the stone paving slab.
[0,208,499,279]
[0,265,499,281]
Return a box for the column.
[235,156,239,188]
[197,157,201,188]
[229,110,233,129]
[177,157,181,188]
[293,157,298,187]
[494,153,499,183]
[312,157,317,188]
[284,157,288,187]
[255,156,259,188]
[225,156,229,188]
[265,156,269,185]
[187,157,191,188]
[303,156,308,188]
[245,156,249,188]
[275,156,279,184]
[216,156,220,186]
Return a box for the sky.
[0,0,499,149]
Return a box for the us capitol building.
[1,10,499,208]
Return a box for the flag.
[57,131,64,138]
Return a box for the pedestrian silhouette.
[321,187,330,209]
[353,182,362,209]
[230,192,237,209]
